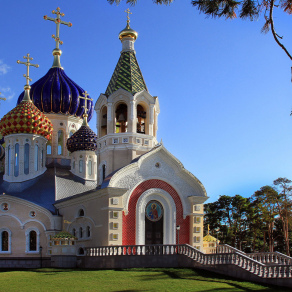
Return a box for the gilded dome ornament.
[119,8,138,41]
[0,54,53,140]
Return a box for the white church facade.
[0,8,208,264]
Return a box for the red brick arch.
[122,179,190,245]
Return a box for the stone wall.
[0,257,51,268]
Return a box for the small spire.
[44,7,72,68]
[125,8,132,28]
[0,92,6,101]
[78,91,93,126]
[17,53,39,102]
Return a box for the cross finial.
[125,8,132,26]
[79,91,93,126]
[17,54,39,86]
[0,92,6,102]
[44,7,72,49]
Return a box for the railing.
[216,244,246,255]
[247,252,292,265]
[85,244,292,279]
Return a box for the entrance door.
[145,200,163,244]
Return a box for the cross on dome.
[125,8,132,26]
[44,7,72,49]
[17,54,39,86]
[79,91,93,126]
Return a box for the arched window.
[79,227,83,239]
[34,145,38,171]
[78,247,85,255]
[72,228,76,237]
[88,160,92,176]
[100,106,107,137]
[102,164,106,181]
[58,130,64,155]
[79,160,83,173]
[14,143,19,177]
[78,209,85,217]
[115,103,128,133]
[24,143,30,175]
[47,141,51,155]
[137,104,146,134]
[87,226,91,238]
[1,231,8,252]
[29,230,37,251]
[73,161,75,169]
[8,145,11,175]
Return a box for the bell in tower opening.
[115,103,128,133]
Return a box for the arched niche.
[137,104,147,134]
[115,103,128,133]
[100,106,107,137]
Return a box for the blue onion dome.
[16,67,94,121]
[0,145,4,161]
[67,125,97,153]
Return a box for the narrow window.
[137,104,146,134]
[78,247,84,255]
[115,103,128,133]
[79,160,83,173]
[34,145,39,171]
[8,146,11,175]
[14,143,19,177]
[87,226,91,238]
[47,141,51,155]
[1,231,8,251]
[102,164,106,181]
[29,230,37,251]
[73,161,75,169]
[79,227,83,238]
[79,209,84,217]
[41,149,44,168]
[24,143,29,175]
[72,228,76,237]
[88,160,92,176]
[58,130,64,155]
[100,106,107,137]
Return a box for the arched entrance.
[145,200,163,244]
[135,188,177,245]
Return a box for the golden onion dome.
[119,24,138,41]
[203,234,220,243]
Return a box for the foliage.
[0,268,287,291]
[108,0,292,61]
[204,177,292,255]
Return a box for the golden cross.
[125,8,132,25]
[17,54,39,86]
[79,91,93,116]
[0,92,6,101]
[44,7,72,49]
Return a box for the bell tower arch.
[94,16,160,184]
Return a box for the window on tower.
[14,143,19,177]
[100,106,107,137]
[58,130,64,155]
[115,103,128,133]
[137,104,146,134]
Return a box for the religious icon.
[145,200,163,222]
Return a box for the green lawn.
[0,268,289,292]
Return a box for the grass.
[0,268,289,292]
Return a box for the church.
[0,7,208,264]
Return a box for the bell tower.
[95,10,160,185]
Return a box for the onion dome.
[119,23,138,41]
[0,100,53,140]
[0,145,5,161]
[16,66,94,121]
[67,125,97,153]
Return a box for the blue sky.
[1,1,292,202]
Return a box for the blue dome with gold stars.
[17,67,94,121]
[67,125,97,153]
